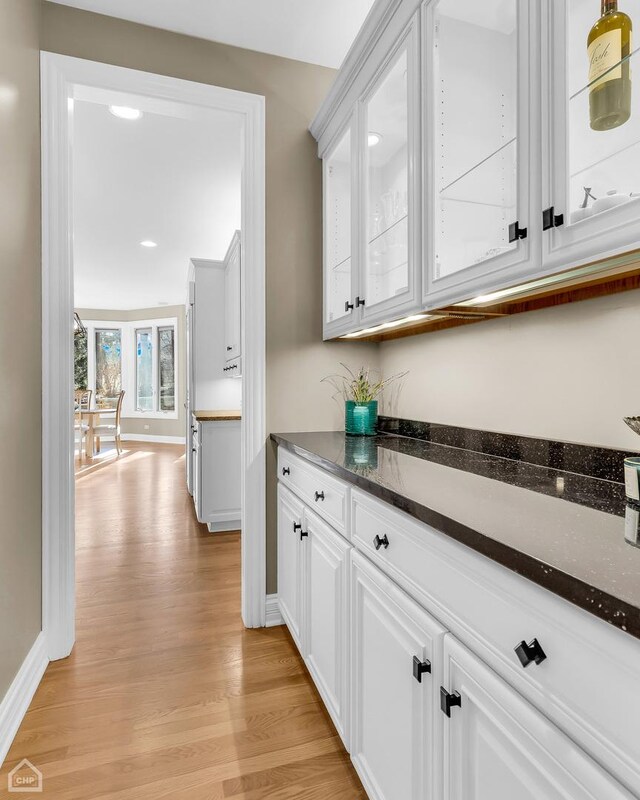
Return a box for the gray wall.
[76,306,187,439]
[0,0,42,700]
[379,289,640,452]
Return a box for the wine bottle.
[588,0,632,131]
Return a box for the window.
[79,316,178,418]
[95,328,122,409]
[158,326,176,412]
[135,328,153,411]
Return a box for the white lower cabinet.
[350,551,445,800]
[276,447,638,800]
[442,635,633,800]
[304,510,350,747]
[277,484,305,651]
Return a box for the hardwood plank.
[1,442,365,798]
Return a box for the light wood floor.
[2,442,365,799]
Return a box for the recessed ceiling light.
[368,132,382,147]
[109,105,142,121]
[140,240,157,248]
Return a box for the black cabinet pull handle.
[282,467,290,476]
[226,345,232,351]
[300,529,308,540]
[412,656,431,683]
[508,221,527,242]
[345,300,354,312]
[542,206,564,231]
[514,638,547,668]
[355,296,365,308]
[373,534,389,550]
[314,491,325,502]
[440,687,462,717]
[293,522,301,533]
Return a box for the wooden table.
[78,408,115,457]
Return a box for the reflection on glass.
[158,326,175,412]
[95,328,121,409]
[434,0,518,278]
[136,328,153,412]
[326,127,352,324]
[568,0,640,225]
[366,47,409,307]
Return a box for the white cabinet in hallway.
[350,550,444,800]
[192,413,241,532]
[442,635,633,800]
[274,442,639,800]
[223,231,242,376]
[304,509,350,747]
[277,484,305,651]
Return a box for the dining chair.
[92,390,125,455]
[74,389,93,409]
[74,411,89,460]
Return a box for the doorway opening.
[41,54,266,662]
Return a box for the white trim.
[265,594,284,628]
[0,633,48,767]
[41,54,268,664]
[121,434,186,445]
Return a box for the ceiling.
[73,93,242,310]
[45,0,376,69]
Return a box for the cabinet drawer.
[351,488,640,794]
[278,448,350,538]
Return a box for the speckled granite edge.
[378,416,640,483]
[271,431,640,641]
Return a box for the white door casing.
[41,53,267,661]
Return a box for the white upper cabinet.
[424,0,538,307]
[360,20,421,324]
[543,0,640,270]
[324,119,358,337]
[223,231,241,374]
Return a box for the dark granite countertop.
[271,430,640,639]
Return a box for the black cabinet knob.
[514,638,547,668]
[282,467,290,476]
[542,206,564,231]
[412,656,431,683]
[355,296,366,308]
[192,447,196,453]
[345,300,354,312]
[226,346,232,351]
[314,491,325,502]
[373,534,389,550]
[300,529,308,540]
[440,687,462,717]
[293,522,301,533]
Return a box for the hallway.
[1,443,365,799]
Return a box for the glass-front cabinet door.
[544,0,640,270]
[360,18,421,324]
[324,120,357,338]
[425,0,535,307]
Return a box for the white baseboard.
[0,633,48,767]
[121,434,186,445]
[265,594,283,628]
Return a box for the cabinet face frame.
[423,0,540,309]
[542,0,640,272]
[322,112,361,340]
[357,11,422,326]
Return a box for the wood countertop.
[193,410,241,421]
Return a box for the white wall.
[379,289,640,451]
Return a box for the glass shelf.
[567,6,640,226]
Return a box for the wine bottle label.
[588,29,622,87]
